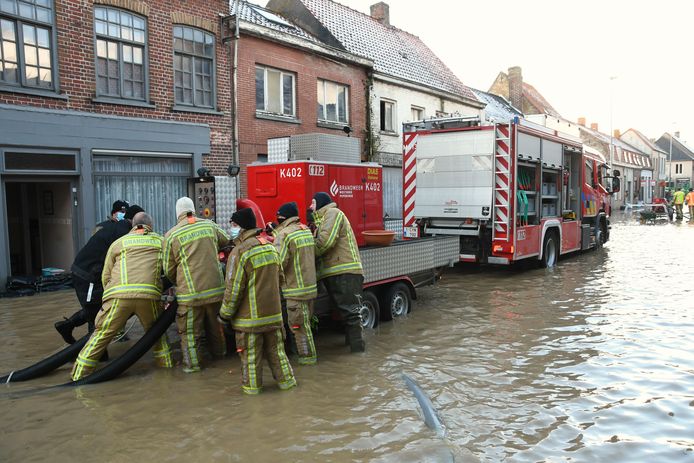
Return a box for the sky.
[285,0,693,143]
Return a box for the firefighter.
[54,205,144,345]
[685,188,694,222]
[310,192,365,353]
[94,199,129,234]
[164,197,230,373]
[272,202,318,365]
[71,212,173,380]
[672,187,686,220]
[218,208,296,394]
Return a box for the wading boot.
[346,324,365,353]
[54,318,76,344]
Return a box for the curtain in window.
[93,155,191,234]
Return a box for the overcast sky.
[303,0,692,143]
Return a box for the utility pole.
[668,132,673,189]
[609,76,617,170]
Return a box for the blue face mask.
[229,226,241,240]
[116,211,126,221]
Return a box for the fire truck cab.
[403,116,619,267]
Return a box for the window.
[676,163,682,174]
[316,79,348,124]
[94,6,146,100]
[0,0,55,90]
[585,160,594,186]
[173,25,214,108]
[380,99,395,132]
[255,65,294,116]
[411,106,424,122]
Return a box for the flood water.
[1,213,693,462]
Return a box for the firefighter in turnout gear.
[55,205,144,345]
[273,202,318,365]
[218,208,297,394]
[164,197,230,373]
[310,192,365,353]
[71,213,173,380]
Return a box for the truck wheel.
[380,282,412,321]
[596,220,607,247]
[359,290,379,329]
[540,232,558,268]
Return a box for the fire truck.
[402,116,620,267]
[245,158,458,329]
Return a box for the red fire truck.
[402,116,620,267]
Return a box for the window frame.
[172,25,216,109]
[379,98,396,134]
[316,78,349,124]
[255,64,296,118]
[92,6,149,103]
[410,105,424,122]
[0,0,60,94]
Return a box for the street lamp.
[609,76,617,170]
[667,123,676,190]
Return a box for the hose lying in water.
[69,299,177,386]
[402,372,447,438]
[1,335,89,384]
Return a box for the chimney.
[578,117,586,127]
[508,66,523,110]
[613,129,621,138]
[675,131,680,138]
[370,2,390,26]
[590,122,598,131]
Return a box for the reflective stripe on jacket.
[272,216,317,300]
[101,225,163,301]
[313,203,362,279]
[220,229,284,333]
[163,215,230,306]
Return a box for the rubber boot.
[346,324,365,353]
[54,318,76,344]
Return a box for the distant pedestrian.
[685,188,694,222]
[94,200,129,234]
[672,187,686,221]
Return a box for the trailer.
[247,159,459,328]
[402,116,620,267]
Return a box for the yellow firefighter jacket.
[219,229,284,333]
[272,216,317,300]
[313,203,363,279]
[102,225,164,301]
[163,214,230,306]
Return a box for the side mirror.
[612,169,621,178]
[611,177,621,193]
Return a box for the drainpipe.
[225,3,241,199]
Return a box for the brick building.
[229,0,372,193]
[0,0,232,287]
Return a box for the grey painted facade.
[0,104,208,289]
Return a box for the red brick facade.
[0,0,233,175]
[235,32,369,193]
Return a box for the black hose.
[0,335,89,383]
[69,300,177,386]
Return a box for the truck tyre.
[596,219,607,248]
[359,290,380,329]
[380,282,412,321]
[540,231,558,268]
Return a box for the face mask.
[229,226,241,240]
[116,211,126,221]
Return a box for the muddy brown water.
[1,214,693,462]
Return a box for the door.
[3,177,77,277]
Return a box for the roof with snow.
[267,0,478,102]
[230,0,320,43]
[471,88,522,122]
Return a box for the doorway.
[5,179,76,277]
